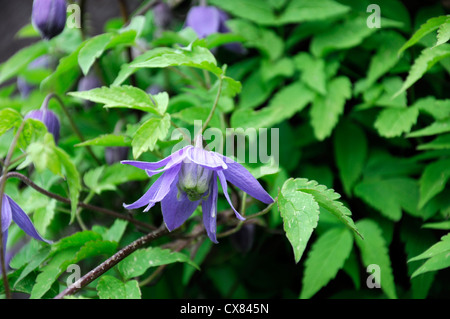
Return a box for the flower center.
[178,161,213,201]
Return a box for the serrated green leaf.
[13,247,51,290]
[395,44,450,97]
[296,179,361,239]
[300,227,353,299]
[51,231,102,255]
[68,85,161,114]
[310,76,351,140]
[0,108,22,136]
[408,118,450,138]
[277,0,350,24]
[102,219,128,243]
[409,234,450,278]
[398,15,448,54]
[118,247,199,280]
[419,159,450,209]
[294,52,327,95]
[84,166,116,194]
[131,113,171,158]
[334,120,368,196]
[97,276,141,299]
[172,106,221,128]
[374,106,419,138]
[131,42,222,76]
[310,16,375,57]
[231,82,314,129]
[355,219,397,299]
[435,18,450,47]
[354,177,419,221]
[415,97,450,120]
[33,199,56,236]
[26,133,62,176]
[278,178,320,263]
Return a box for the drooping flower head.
[32,0,67,40]
[1,194,51,253]
[25,104,60,144]
[185,5,245,54]
[122,135,274,243]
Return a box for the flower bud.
[185,5,245,54]
[25,108,60,144]
[32,0,67,40]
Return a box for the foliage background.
[0,0,449,299]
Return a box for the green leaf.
[13,247,51,289]
[398,15,448,54]
[130,41,222,76]
[30,247,79,299]
[75,134,131,147]
[0,41,48,84]
[415,97,450,120]
[117,247,199,280]
[0,108,22,136]
[294,52,327,95]
[78,33,114,75]
[26,133,62,176]
[354,177,419,221]
[97,276,141,299]
[33,199,56,236]
[101,162,148,185]
[408,118,450,137]
[68,85,161,115]
[409,234,450,278]
[310,76,352,140]
[18,118,48,149]
[310,16,375,57]
[209,0,277,25]
[435,18,450,47]
[394,44,450,97]
[334,120,368,196]
[41,44,83,94]
[300,227,353,299]
[296,179,361,239]
[277,0,350,24]
[374,106,419,138]
[102,219,128,243]
[231,82,315,129]
[355,219,397,299]
[419,159,450,209]
[278,178,320,263]
[131,113,171,158]
[51,231,102,254]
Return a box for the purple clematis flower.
[1,194,52,254]
[121,135,273,243]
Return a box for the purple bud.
[153,2,172,30]
[25,108,60,144]
[185,6,245,54]
[185,6,222,38]
[32,0,67,40]
[146,84,163,96]
[105,147,129,165]
[230,223,255,254]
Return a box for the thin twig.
[54,224,169,299]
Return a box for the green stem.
[76,191,95,231]
[0,121,25,299]
[202,76,223,133]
